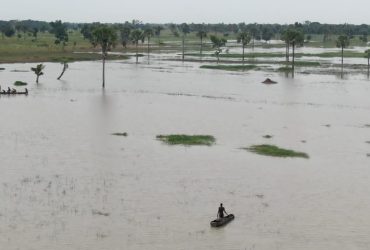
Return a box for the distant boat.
[210,214,235,227]
[0,91,28,95]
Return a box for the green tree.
[209,35,227,64]
[154,25,163,44]
[131,29,144,64]
[31,64,45,84]
[365,49,370,78]
[120,25,131,49]
[336,35,350,75]
[196,29,207,60]
[50,20,69,51]
[91,25,117,88]
[237,32,251,64]
[143,27,154,61]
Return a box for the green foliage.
[237,32,251,46]
[200,64,257,71]
[336,35,350,49]
[31,64,45,83]
[156,135,216,146]
[245,144,309,158]
[31,64,45,76]
[50,20,69,47]
[91,25,117,54]
[14,81,28,86]
[130,29,144,45]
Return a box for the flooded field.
[1,55,370,250]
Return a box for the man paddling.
[217,203,228,219]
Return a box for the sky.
[2,0,370,24]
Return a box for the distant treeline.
[1,19,370,41]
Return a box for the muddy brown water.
[1,57,370,250]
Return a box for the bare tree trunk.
[242,44,245,65]
[368,57,369,78]
[147,37,150,62]
[36,75,39,84]
[286,42,289,62]
[57,63,68,80]
[292,42,295,77]
[136,43,139,64]
[102,54,106,88]
[182,35,185,61]
[200,37,203,61]
[341,47,344,78]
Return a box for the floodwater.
[1,54,370,250]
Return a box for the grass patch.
[156,134,215,146]
[277,66,292,72]
[263,135,273,139]
[14,81,28,86]
[245,144,309,159]
[200,64,257,71]
[294,61,321,66]
[112,132,128,137]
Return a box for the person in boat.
[25,88,28,94]
[217,203,228,219]
[7,87,11,94]
[11,88,16,94]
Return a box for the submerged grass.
[112,132,128,137]
[156,134,216,146]
[14,81,28,86]
[245,144,309,159]
[200,64,258,71]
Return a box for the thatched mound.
[262,78,277,84]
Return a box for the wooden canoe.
[210,214,235,227]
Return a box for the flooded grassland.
[1,54,370,250]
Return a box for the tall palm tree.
[336,35,350,77]
[365,49,370,78]
[237,32,251,64]
[196,29,207,61]
[179,23,190,61]
[289,30,304,74]
[131,29,144,64]
[91,25,117,88]
[143,27,154,61]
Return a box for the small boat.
[210,214,235,227]
[0,91,28,95]
[262,78,277,84]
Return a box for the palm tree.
[31,64,45,84]
[143,27,154,61]
[196,29,207,61]
[131,29,144,64]
[365,49,370,78]
[281,29,292,63]
[336,35,350,77]
[179,23,190,61]
[237,32,251,64]
[154,26,163,45]
[210,35,227,64]
[57,59,68,80]
[91,25,117,88]
[289,30,304,74]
